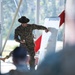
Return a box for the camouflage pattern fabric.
[14,24,47,69]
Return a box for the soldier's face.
[22,23,27,27]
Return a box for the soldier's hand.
[45,29,49,33]
[0,58,6,62]
[2,58,6,62]
[20,40,25,43]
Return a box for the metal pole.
[13,0,21,17]
[36,0,40,24]
[0,0,2,55]
[34,0,40,38]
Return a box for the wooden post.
[0,0,22,54]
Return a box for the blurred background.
[1,0,65,56]
[0,0,65,73]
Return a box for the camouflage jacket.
[14,24,47,48]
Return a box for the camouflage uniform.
[14,24,47,69]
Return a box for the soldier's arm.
[32,24,49,33]
[0,51,13,62]
[14,29,25,43]
[3,51,13,61]
[0,58,4,61]
[32,24,48,30]
[14,29,20,42]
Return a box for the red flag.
[34,11,65,52]
[34,35,42,52]
[59,10,65,27]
